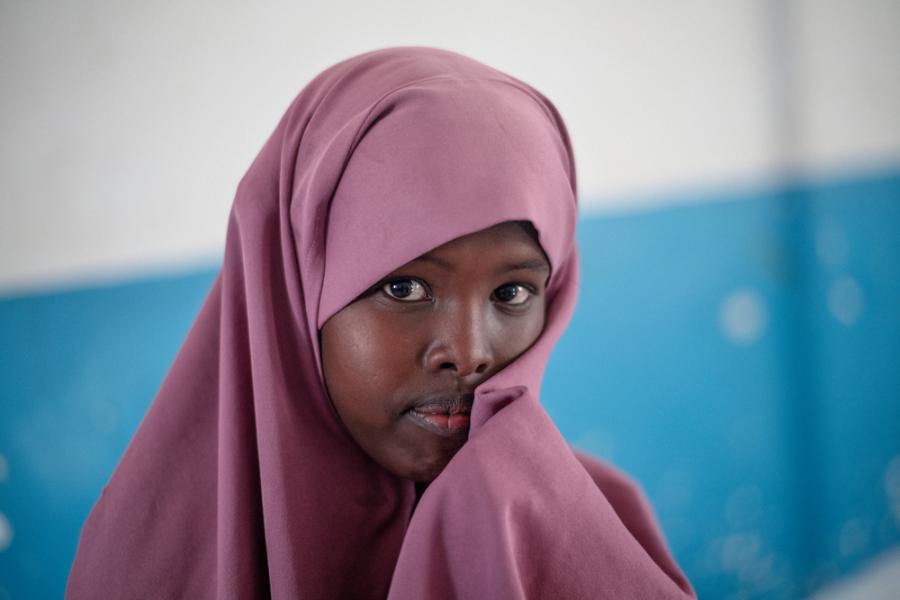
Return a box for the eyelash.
[382,279,430,302]
[378,278,537,307]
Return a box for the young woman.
[67,46,695,599]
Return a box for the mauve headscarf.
[67,46,695,599]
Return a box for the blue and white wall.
[2,1,899,598]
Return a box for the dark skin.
[320,221,550,483]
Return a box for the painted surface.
[4,1,899,291]
[1,170,899,598]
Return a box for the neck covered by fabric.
[66,47,694,599]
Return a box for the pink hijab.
[67,46,694,599]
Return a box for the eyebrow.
[416,254,550,273]
[501,258,551,272]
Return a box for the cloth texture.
[66,46,695,599]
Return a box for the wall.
[2,1,899,598]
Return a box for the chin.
[408,464,446,483]
[403,446,461,483]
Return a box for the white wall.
[789,0,900,173]
[1,0,898,293]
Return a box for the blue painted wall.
[2,169,899,598]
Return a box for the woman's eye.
[382,279,430,302]
[493,284,532,305]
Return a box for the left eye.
[493,284,531,305]
[382,279,430,302]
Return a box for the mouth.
[404,393,474,438]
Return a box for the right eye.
[382,279,430,302]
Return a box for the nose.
[423,302,494,378]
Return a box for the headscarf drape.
[67,46,694,599]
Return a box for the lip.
[404,392,474,438]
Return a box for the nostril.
[439,361,488,375]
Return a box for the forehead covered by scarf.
[318,74,577,327]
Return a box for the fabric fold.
[389,391,695,599]
[66,46,694,599]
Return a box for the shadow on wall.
[1,168,899,599]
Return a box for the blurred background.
[1,1,899,598]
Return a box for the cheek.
[321,305,415,416]
[493,302,547,363]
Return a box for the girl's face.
[320,221,550,482]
